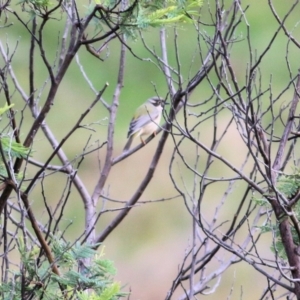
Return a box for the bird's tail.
[123,136,133,152]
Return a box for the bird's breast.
[139,116,161,136]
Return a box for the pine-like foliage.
[0,237,126,300]
[16,0,203,35]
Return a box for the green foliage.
[0,103,14,115]
[0,104,30,178]
[0,137,30,159]
[257,223,276,234]
[96,0,202,39]
[134,0,203,28]
[257,171,300,259]
[0,237,126,300]
[17,0,51,16]
[252,196,271,207]
[77,282,121,300]
[17,0,203,35]
[277,173,300,198]
[256,223,288,259]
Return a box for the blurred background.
[2,0,300,299]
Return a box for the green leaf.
[98,282,121,300]
[277,173,300,198]
[0,137,30,159]
[71,242,98,260]
[0,103,14,116]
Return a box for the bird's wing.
[127,105,159,137]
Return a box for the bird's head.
[147,96,168,107]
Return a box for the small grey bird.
[123,96,166,152]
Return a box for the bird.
[123,96,166,152]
